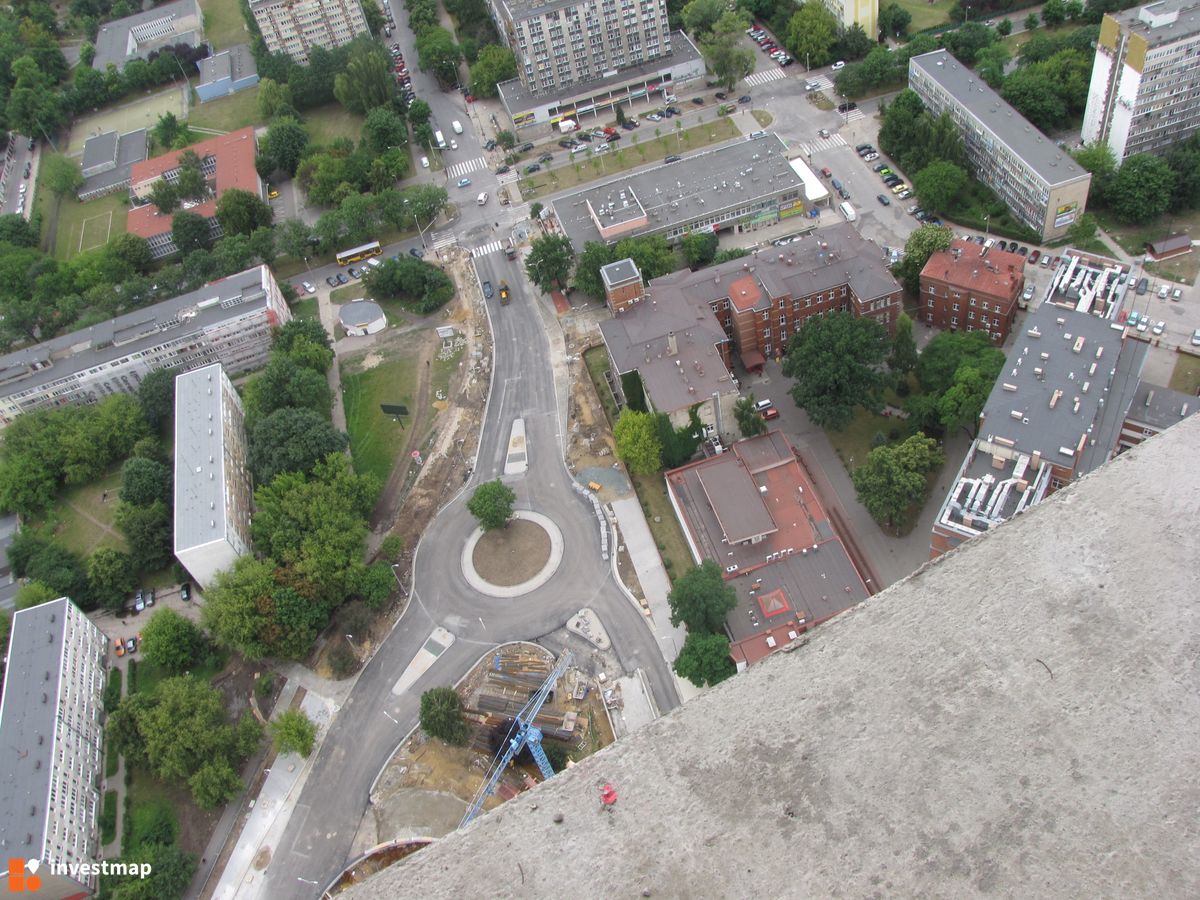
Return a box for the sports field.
[64,88,186,153]
[54,191,129,259]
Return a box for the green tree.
[837,23,873,61]
[893,223,954,295]
[496,129,516,150]
[249,407,348,485]
[114,500,173,573]
[275,219,317,260]
[700,11,755,90]
[270,709,317,757]
[1001,67,1069,132]
[1025,12,1040,30]
[852,433,944,527]
[996,18,1013,37]
[668,559,737,633]
[680,231,719,268]
[469,45,517,97]
[40,154,84,199]
[673,632,736,686]
[102,843,195,900]
[241,354,333,427]
[975,43,1011,88]
[614,409,662,475]
[1042,0,1066,26]
[786,1,839,69]
[467,479,516,530]
[362,256,455,313]
[914,160,969,214]
[149,178,179,214]
[941,21,998,65]
[171,211,211,255]
[612,234,677,282]
[733,395,767,437]
[120,456,172,506]
[140,608,206,674]
[879,2,912,37]
[189,758,243,810]
[201,556,278,660]
[415,26,462,84]
[420,686,468,744]
[334,39,396,113]
[572,240,616,297]
[782,312,890,430]
[1107,153,1175,224]
[916,330,1005,396]
[1073,142,1117,204]
[682,0,725,35]
[87,548,136,610]
[6,56,67,137]
[937,363,999,437]
[524,233,575,292]
[136,367,176,430]
[889,312,918,375]
[260,118,309,176]
[15,579,59,610]
[1067,212,1099,246]
[256,77,294,119]
[215,188,273,237]
[362,107,408,154]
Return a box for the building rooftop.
[921,238,1025,299]
[93,0,201,70]
[339,300,385,327]
[497,30,701,106]
[1125,380,1197,431]
[81,131,118,172]
[80,129,148,196]
[1145,233,1192,258]
[198,44,257,86]
[339,395,1200,900]
[910,50,1089,187]
[600,258,640,289]
[174,365,235,557]
[0,265,274,400]
[555,134,802,249]
[1112,0,1200,44]
[0,597,72,854]
[127,126,259,239]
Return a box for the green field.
[630,473,694,583]
[342,356,417,483]
[305,104,367,148]
[202,0,250,50]
[51,191,129,260]
[290,296,319,321]
[37,468,127,556]
[1169,352,1200,396]
[188,84,260,133]
[896,0,956,33]
[1001,23,1085,55]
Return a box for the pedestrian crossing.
[445,156,486,179]
[470,240,504,259]
[805,75,834,92]
[800,133,847,156]
[430,232,457,250]
[844,107,866,124]
[744,67,786,88]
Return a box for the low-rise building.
[174,365,254,588]
[665,431,870,670]
[249,0,369,64]
[92,0,203,71]
[919,238,1025,343]
[127,126,262,258]
[0,597,107,898]
[1117,381,1197,451]
[0,265,290,426]
[196,45,259,103]
[78,128,148,201]
[554,135,823,250]
[909,49,1092,241]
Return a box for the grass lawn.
[49,191,129,260]
[431,345,464,401]
[1001,23,1084,55]
[897,0,956,32]
[518,118,741,201]
[305,104,366,148]
[342,355,418,484]
[1169,352,1200,395]
[106,737,120,778]
[1095,208,1200,284]
[133,650,227,697]
[290,296,319,321]
[630,473,694,583]
[187,84,260,133]
[36,468,127,557]
[751,109,774,128]
[330,284,365,305]
[100,790,118,845]
[825,406,912,472]
[202,0,250,50]
[583,346,619,426]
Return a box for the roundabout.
[460,510,564,598]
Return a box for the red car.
[1028,249,1041,264]
[761,407,779,421]
[821,167,832,178]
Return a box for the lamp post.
[984,214,990,238]
[404,198,430,249]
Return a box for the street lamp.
[404,198,430,249]
[984,214,990,238]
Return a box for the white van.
[452,120,464,134]
[477,192,488,206]
[839,200,856,222]
[434,130,447,149]
[753,398,773,412]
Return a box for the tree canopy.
[673,632,736,686]
[271,709,317,757]
[363,257,455,313]
[733,395,767,437]
[700,11,755,90]
[215,189,273,237]
[524,233,575,293]
[614,410,662,475]
[668,560,737,634]
[333,39,396,113]
[786,1,838,68]
[469,45,517,97]
[140,608,206,675]
[852,433,944,528]
[248,407,348,485]
[468,479,516,530]
[420,686,468,744]
[781,312,890,430]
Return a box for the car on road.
[409,247,424,258]
[665,155,682,163]
[348,266,363,278]
[837,102,857,113]
[877,194,891,206]
[326,276,339,288]
[482,280,494,299]
[525,163,541,173]
[335,272,349,284]
[539,152,554,163]
[1152,320,1165,335]
[495,164,510,174]
[738,95,751,103]
[559,139,577,149]
[715,92,727,100]
[1192,327,1200,346]
[449,140,458,150]
[1029,250,1040,263]
[761,407,779,420]
[301,281,316,294]
[181,582,191,602]
[519,142,535,152]
[691,96,705,105]
[831,60,845,70]
[818,128,830,138]
[456,177,472,187]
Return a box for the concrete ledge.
[342,415,1200,900]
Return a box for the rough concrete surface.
[341,416,1200,900]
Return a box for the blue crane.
[460,651,573,828]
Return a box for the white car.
[1157,284,1169,299]
[301,281,316,294]
[1151,320,1165,335]
[456,177,472,187]
[420,156,430,168]
[831,60,845,70]
[449,140,458,150]
[18,183,27,194]
[1192,328,1200,347]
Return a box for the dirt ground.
[472,518,550,585]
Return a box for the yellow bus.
[335,241,382,266]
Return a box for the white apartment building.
[174,365,254,589]
[250,0,369,64]
[1081,0,1200,161]
[0,598,108,898]
[821,0,877,44]
[0,265,291,426]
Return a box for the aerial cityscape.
[0,0,1195,896]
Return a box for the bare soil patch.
[471,519,550,586]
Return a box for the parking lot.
[88,582,202,665]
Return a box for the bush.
[100,791,118,845]
[328,643,357,677]
[104,668,123,713]
[871,431,888,448]
[419,686,468,745]
[255,672,276,699]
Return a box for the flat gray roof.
[0,265,272,400]
[92,0,201,70]
[910,50,1088,187]
[174,365,233,555]
[0,597,71,855]
[556,134,801,250]
[80,129,147,196]
[81,131,118,172]
[696,462,777,544]
[198,44,257,86]
[497,30,702,108]
[600,258,640,288]
[1125,380,1196,432]
[1111,0,1200,45]
[339,300,385,326]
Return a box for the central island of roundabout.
[460,510,564,597]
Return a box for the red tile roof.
[920,239,1023,300]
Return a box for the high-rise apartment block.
[909,50,1092,241]
[0,265,290,426]
[1082,1,1200,161]
[250,0,369,64]
[820,0,876,45]
[0,597,108,898]
[174,365,255,589]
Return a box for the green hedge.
[100,791,118,845]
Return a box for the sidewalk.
[315,284,348,431]
[609,496,699,703]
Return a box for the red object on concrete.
[599,784,618,807]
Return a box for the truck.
[558,118,578,133]
[434,130,447,149]
[498,282,511,305]
[504,239,517,260]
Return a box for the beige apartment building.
[250,0,369,64]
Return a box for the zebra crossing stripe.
[446,157,486,178]
[744,68,785,87]
[470,241,503,258]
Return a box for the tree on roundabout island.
[468,478,516,531]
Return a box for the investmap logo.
[6,857,153,892]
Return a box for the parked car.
[837,102,857,113]
[326,276,339,288]
[647,112,663,122]
[348,266,363,278]
[335,272,349,284]
[863,152,878,161]
[1136,276,1149,295]
[1015,246,1027,257]
[484,139,497,150]
[525,163,541,173]
[1029,250,1041,263]
[761,407,780,420]
[874,163,890,173]
[622,120,638,130]
[114,639,125,658]
[691,96,705,105]
[482,280,494,299]
[891,183,908,194]
[180,582,191,602]
[1152,320,1165,335]
[1192,327,1200,347]
[519,142,535,152]
[831,60,845,70]
[495,165,510,174]
[738,95,751,104]
[301,281,316,294]
[125,637,137,654]
[409,247,424,258]
[665,155,682,163]
[820,167,832,178]
[715,92,727,100]
[1171,287,1183,301]
[877,194,891,206]
[818,128,830,138]
[1157,283,1170,299]
[539,153,554,163]
[896,189,912,200]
